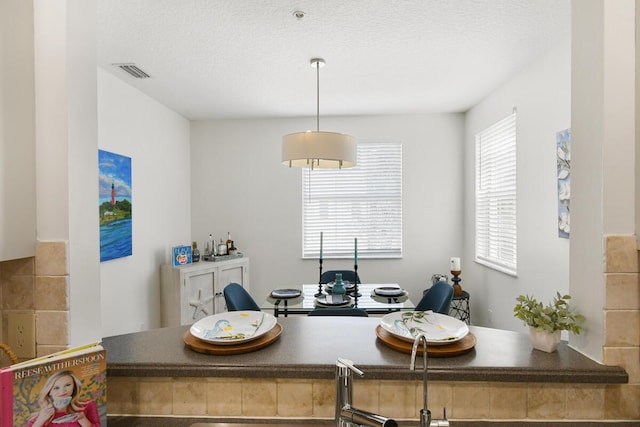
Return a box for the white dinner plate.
[369,289,408,300]
[190,311,277,345]
[315,294,353,307]
[325,281,355,292]
[270,288,302,299]
[379,311,469,346]
[373,286,406,297]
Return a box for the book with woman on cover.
[0,342,106,426]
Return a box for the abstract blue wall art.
[556,129,570,239]
[99,149,132,261]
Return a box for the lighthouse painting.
[99,149,132,262]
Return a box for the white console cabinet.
[160,257,249,327]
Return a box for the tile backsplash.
[603,235,640,385]
[107,376,639,421]
[0,241,69,366]
[602,234,640,421]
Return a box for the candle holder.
[316,258,324,297]
[353,264,359,306]
[451,270,463,296]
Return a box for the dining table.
[260,283,415,317]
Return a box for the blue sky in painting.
[98,149,132,204]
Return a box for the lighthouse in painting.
[111,181,115,206]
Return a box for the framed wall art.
[556,128,570,239]
[99,149,132,261]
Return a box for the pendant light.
[282,58,356,169]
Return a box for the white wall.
[463,38,571,332]
[0,0,36,261]
[570,0,636,361]
[190,114,465,305]
[34,0,102,346]
[98,69,191,337]
[66,0,103,346]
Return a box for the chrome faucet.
[335,358,397,427]
[410,334,449,427]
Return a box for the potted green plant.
[514,292,585,352]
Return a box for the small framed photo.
[172,245,192,267]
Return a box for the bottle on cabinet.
[201,232,239,259]
[203,234,215,261]
[218,238,228,256]
[192,241,200,262]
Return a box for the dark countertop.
[102,316,627,384]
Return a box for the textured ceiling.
[97,0,571,120]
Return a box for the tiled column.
[34,241,70,356]
[603,235,640,419]
[0,256,35,365]
[0,241,70,364]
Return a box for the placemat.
[184,323,282,355]
[375,325,476,357]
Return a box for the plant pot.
[528,327,561,353]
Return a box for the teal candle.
[354,238,358,266]
[320,232,323,260]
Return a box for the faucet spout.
[410,334,431,427]
[340,406,398,427]
[335,358,397,427]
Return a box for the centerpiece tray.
[375,325,476,357]
[184,323,282,355]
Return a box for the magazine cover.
[0,343,106,427]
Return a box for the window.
[475,112,517,275]
[302,140,402,259]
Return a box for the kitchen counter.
[103,316,627,384]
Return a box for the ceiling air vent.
[113,63,151,79]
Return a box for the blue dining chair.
[320,270,362,284]
[307,307,368,317]
[223,283,261,311]
[414,280,454,315]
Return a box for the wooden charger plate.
[184,323,283,355]
[375,325,476,357]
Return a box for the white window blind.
[303,140,402,259]
[475,112,517,275]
